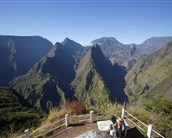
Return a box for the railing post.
[123,102,126,109]
[65,114,69,127]
[121,108,125,119]
[147,124,153,138]
[25,129,30,138]
[90,111,94,123]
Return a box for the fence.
[124,109,165,138]
[17,111,93,138]
[17,108,165,138]
[17,117,65,138]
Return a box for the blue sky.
[0,0,172,45]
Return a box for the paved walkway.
[76,129,111,138]
[75,127,145,138]
[50,119,146,138]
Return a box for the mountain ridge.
[9,39,87,112]
[0,35,171,111]
[10,42,129,112]
[0,35,52,86]
[125,41,172,103]
[137,36,172,55]
[72,44,128,104]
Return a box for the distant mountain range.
[137,36,172,55]
[91,36,172,69]
[91,37,138,66]
[0,35,172,112]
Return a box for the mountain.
[10,40,128,112]
[0,87,43,135]
[91,37,140,69]
[125,42,172,104]
[137,36,172,55]
[91,37,122,45]
[0,35,52,86]
[8,35,172,112]
[92,37,172,69]
[10,38,88,112]
[71,44,128,104]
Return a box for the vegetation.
[6,99,171,137]
[0,88,44,137]
[65,101,87,115]
[72,44,112,104]
[10,39,85,113]
[44,101,122,125]
[128,98,172,138]
[72,44,128,105]
[10,71,60,112]
[11,43,127,113]
[2,36,171,137]
[44,99,171,138]
[125,42,172,103]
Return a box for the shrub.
[85,104,94,113]
[65,101,86,115]
[144,98,172,115]
[42,107,66,125]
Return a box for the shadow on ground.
[126,127,146,138]
[70,123,85,126]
